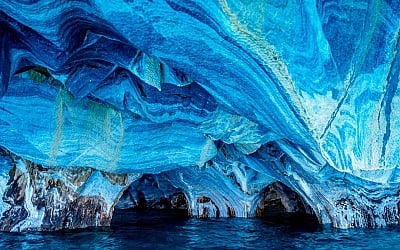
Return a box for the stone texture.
[0,0,399,229]
[0,152,129,231]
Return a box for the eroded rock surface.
[0,151,130,231]
[0,0,399,229]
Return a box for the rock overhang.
[0,0,399,230]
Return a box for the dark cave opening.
[255,182,319,227]
[111,176,320,229]
[111,174,191,227]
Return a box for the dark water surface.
[1,209,400,249]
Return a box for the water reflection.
[1,210,400,249]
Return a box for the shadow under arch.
[255,181,319,227]
[111,174,191,227]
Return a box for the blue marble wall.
[0,0,399,229]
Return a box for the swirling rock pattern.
[0,0,399,230]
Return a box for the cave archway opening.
[255,182,319,227]
[111,174,191,227]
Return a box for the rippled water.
[1,209,400,249]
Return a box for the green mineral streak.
[20,67,64,88]
[103,108,112,146]
[110,113,124,170]
[144,56,162,90]
[48,89,64,166]
[57,89,124,167]
[26,67,50,83]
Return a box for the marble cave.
[0,0,399,232]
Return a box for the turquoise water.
[1,210,399,249]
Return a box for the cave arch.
[111,174,191,226]
[255,182,319,225]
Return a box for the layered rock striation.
[0,0,399,230]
